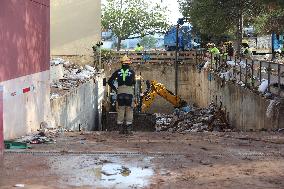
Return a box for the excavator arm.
[141,80,186,112]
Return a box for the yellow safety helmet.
[207,43,215,47]
[224,41,233,45]
[120,55,132,64]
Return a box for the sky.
[101,0,182,24]
[161,0,182,24]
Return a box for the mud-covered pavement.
[1,131,284,189]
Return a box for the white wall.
[50,73,105,131]
[1,71,50,139]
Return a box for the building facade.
[51,0,101,55]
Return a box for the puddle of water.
[50,155,154,188]
[87,163,154,188]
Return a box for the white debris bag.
[50,58,65,65]
[85,65,96,73]
[50,93,60,100]
[203,61,210,69]
[226,60,235,66]
[239,61,246,68]
[220,71,231,81]
[258,79,269,93]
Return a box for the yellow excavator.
[102,77,189,131]
[140,80,189,112]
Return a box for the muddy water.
[50,155,154,188]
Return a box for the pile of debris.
[50,58,98,99]
[15,130,56,144]
[155,103,231,133]
[15,123,67,144]
[199,59,284,98]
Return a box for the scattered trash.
[155,103,230,133]
[226,60,235,66]
[220,71,231,81]
[278,128,284,132]
[14,128,63,144]
[119,166,131,177]
[50,93,60,100]
[14,184,25,188]
[50,58,98,99]
[258,79,269,93]
[203,61,210,69]
[50,58,65,66]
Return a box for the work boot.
[118,124,125,134]
[126,124,133,135]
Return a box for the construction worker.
[108,55,136,134]
[210,44,220,55]
[207,43,220,62]
[134,43,144,52]
[227,43,234,57]
[242,40,252,58]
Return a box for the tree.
[254,0,284,34]
[102,0,169,51]
[140,36,158,49]
[179,0,264,54]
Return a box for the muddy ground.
[1,131,284,189]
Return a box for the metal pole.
[272,32,275,60]
[239,57,242,82]
[251,60,254,87]
[267,62,271,93]
[234,56,237,80]
[278,64,281,96]
[175,23,179,96]
[259,61,262,82]
[195,50,198,64]
[210,53,213,70]
[245,59,248,86]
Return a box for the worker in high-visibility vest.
[207,43,220,62]
[134,43,144,51]
[108,55,136,134]
[242,40,252,58]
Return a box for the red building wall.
[0,87,3,154]
[0,0,50,82]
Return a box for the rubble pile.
[50,58,98,99]
[14,128,69,144]
[155,103,231,133]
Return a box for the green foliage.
[180,0,263,36]
[102,0,169,50]
[254,1,284,33]
[139,36,158,49]
[179,0,284,36]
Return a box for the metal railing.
[112,50,195,64]
[195,49,284,97]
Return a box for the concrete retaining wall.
[51,74,105,131]
[106,63,283,130]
